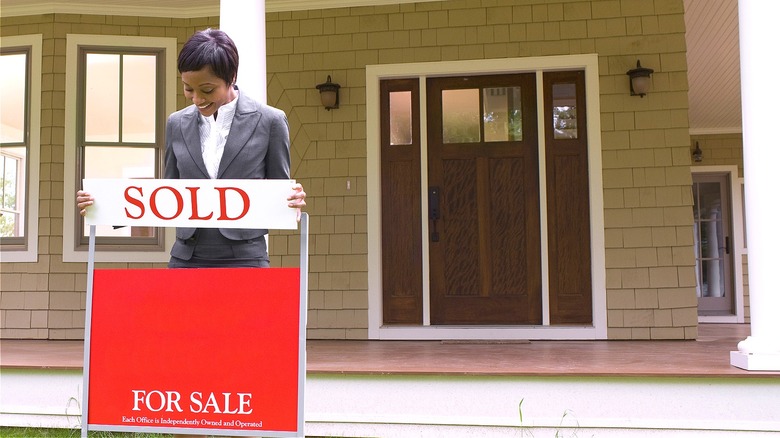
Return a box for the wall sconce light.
[626,60,654,97]
[316,75,340,110]
[692,141,703,162]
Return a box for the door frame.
[367,54,607,340]
[691,165,746,323]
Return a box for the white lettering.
[145,390,166,412]
[132,389,183,412]
[188,391,253,414]
[131,390,145,411]
[165,390,183,412]
[238,393,253,414]
[190,391,203,413]
[203,392,221,414]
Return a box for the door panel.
[380,79,423,324]
[427,74,541,325]
[543,71,592,324]
[489,157,532,296]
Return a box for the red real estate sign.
[86,267,302,436]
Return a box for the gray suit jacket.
[164,91,291,245]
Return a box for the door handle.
[429,187,440,242]
[429,187,440,220]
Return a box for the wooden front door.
[426,74,542,325]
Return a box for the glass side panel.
[83,146,156,237]
[442,88,480,143]
[552,83,577,140]
[122,55,157,143]
[698,182,722,220]
[483,86,522,142]
[0,53,27,144]
[85,53,120,142]
[0,152,22,237]
[694,181,725,298]
[389,91,412,145]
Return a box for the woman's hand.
[76,190,94,216]
[287,183,307,221]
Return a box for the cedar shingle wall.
[1,0,701,340]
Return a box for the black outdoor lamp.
[316,75,340,110]
[693,141,703,162]
[626,60,654,97]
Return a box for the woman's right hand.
[76,190,94,216]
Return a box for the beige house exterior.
[2,0,740,342]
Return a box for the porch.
[2,324,779,436]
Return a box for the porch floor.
[1,323,776,378]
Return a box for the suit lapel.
[180,107,210,178]
[217,93,261,178]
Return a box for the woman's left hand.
[287,183,307,221]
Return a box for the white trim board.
[5,368,779,436]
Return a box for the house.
[2,0,779,435]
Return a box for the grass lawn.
[0,428,172,437]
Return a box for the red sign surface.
[87,268,301,435]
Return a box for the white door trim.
[367,54,606,340]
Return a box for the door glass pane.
[83,146,156,237]
[389,91,412,145]
[552,83,577,139]
[483,87,522,142]
[442,88,480,143]
[122,55,157,143]
[0,53,27,143]
[698,182,721,220]
[0,153,22,237]
[693,182,727,297]
[696,182,724,297]
[85,53,120,142]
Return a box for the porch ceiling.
[1,0,741,135]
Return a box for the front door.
[426,74,542,325]
[692,173,735,315]
[379,71,592,327]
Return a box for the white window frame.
[63,34,177,263]
[691,165,746,324]
[366,54,607,340]
[1,34,42,263]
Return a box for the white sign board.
[82,179,298,230]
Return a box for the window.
[1,35,41,262]
[1,49,29,241]
[78,49,162,244]
[484,86,523,142]
[551,83,578,140]
[64,35,177,263]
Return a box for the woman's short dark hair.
[178,28,239,86]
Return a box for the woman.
[77,28,306,268]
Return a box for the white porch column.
[220,0,267,104]
[730,0,780,371]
